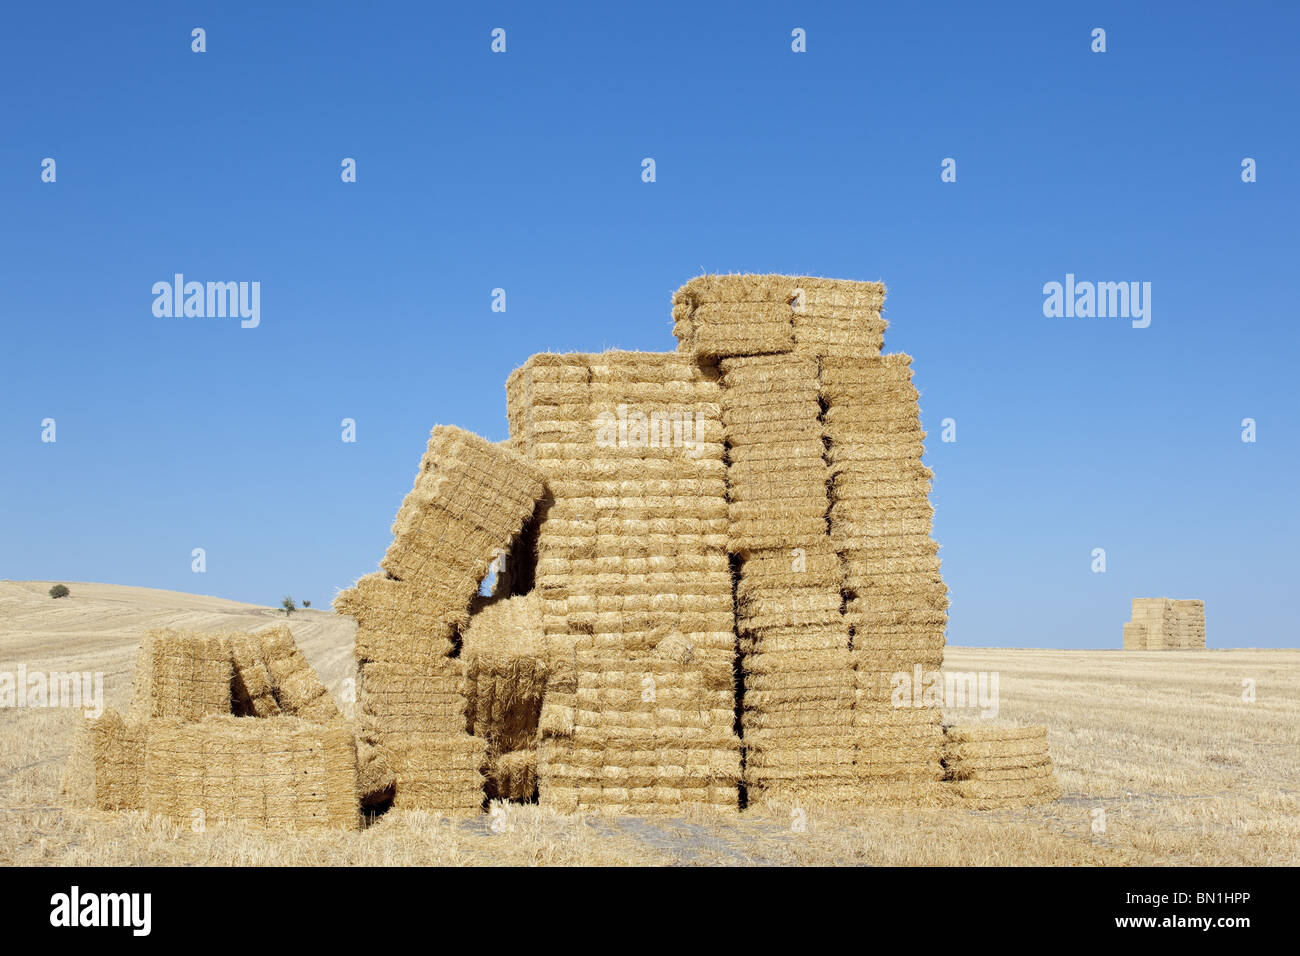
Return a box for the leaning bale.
[256,625,341,722]
[143,716,359,830]
[386,427,545,631]
[230,633,282,717]
[130,629,232,720]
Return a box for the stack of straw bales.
[78,626,359,830]
[821,354,949,799]
[942,724,1061,807]
[672,274,951,806]
[335,425,544,811]
[1123,598,1206,650]
[672,274,887,360]
[719,352,855,803]
[144,716,357,829]
[540,654,739,814]
[506,351,740,812]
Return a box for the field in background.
[1,581,1296,866]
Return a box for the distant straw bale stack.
[335,425,545,663]
[143,716,360,830]
[130,629,233,720]
[671,273,886,360]
[942,724,1060,807]
[1122,598,1205,650]
[539,657,740,814]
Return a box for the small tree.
[302,599,312,608]
[281,595,296,616]
[49,584,70,599]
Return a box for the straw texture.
[335,425,545,663]
[143,716,360,830]
[672,274,886,361]
[130,629,233,720]
[942,723,1061,808]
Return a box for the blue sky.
[2,2,1296,647]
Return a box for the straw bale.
[255,625,341,722]
[388,733,487,813]
[487,747,538,801]
[130,629,232,721]
[334,573,459,663]
[79,708,146,810]
[143,716,359,830]
[230,633,281,717]
[461,593,551,756]
[673,274,886,360]
[360,657,466,741]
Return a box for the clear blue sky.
[2,2,1296,647]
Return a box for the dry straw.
[941,723,1060,808]
[130,629,232,720]
[671,274,887,361]
[336,425,545,663]
[143,716,360,830]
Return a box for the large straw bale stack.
[74,708,146,810]
[942,724,1060,807]
[129,629,232,720]
[538,657,740,814]
[335,425,544,663]
[820,354,948,654]
[505,351,735,684]
[671,274,886,361]
[143,716,360,830]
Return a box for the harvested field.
[2,583,1295,865]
